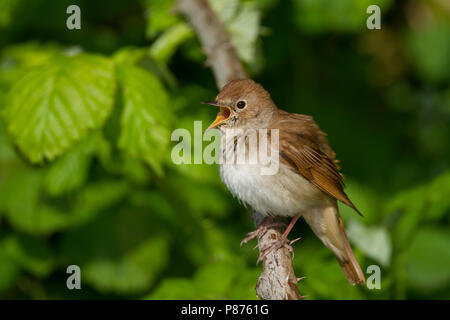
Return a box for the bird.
[202,79,365,285]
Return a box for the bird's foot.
[240,219,285,247]
[240,227,267,247]
[257,236,301,263]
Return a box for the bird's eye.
[237,100,246,109]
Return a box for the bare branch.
[252,211,303,300]
[175,0,246,88]
[176,0,302,300]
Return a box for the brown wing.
[272,111,362,216]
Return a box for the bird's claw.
[240,221,286,247]
[240,226,267,247]
[256,236,301,264]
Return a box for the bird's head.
[203,79,276,131]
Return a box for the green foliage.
[347,219,391,267]
[0,168,69,234]
[44,133,100,196]
[149,22,194,64]
[388,171,450,249]
[0,0,449,300]
[149,259,259,299]
[293,0,392,33]
[144,0,180,38]
[403,227,450,293]
[0,0,23,28]
[209,0,261,64]
[61,207,169,294]
[117,62,172,174]
[2,53,115,163]
[0,235,54,278]
[406,22,450,83]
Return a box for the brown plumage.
[204,79,365,285]
[271,110,363,216]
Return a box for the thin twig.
[176,0,302,300]
[175,0,246,88]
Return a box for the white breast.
[218,132,332,217]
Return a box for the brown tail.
[302,206,365,285]
[336,217,365,285]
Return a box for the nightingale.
[203,79,365,285]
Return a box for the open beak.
[201,100,233,130]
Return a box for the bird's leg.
[240,216,285,246]
[257,213,301,262]
[281,213,301,239]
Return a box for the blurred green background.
[0,0,449,299]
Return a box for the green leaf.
[2,53,115,163]
[0,43,62,103]
[145,0,179,38]
[208,0,260,64]
[1,235,54,277]
[117,64,172,174]
[149,22,194,64]
[0,169,68,234]
[346,219,391,267]
[208,0,239,23]
[227,3,261,64]
[70,180,129,226]
[403,227,450,293]
[388,170,450,247]
[112,47,147,65]
[1,42,61,71]
[44,133,102,196]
